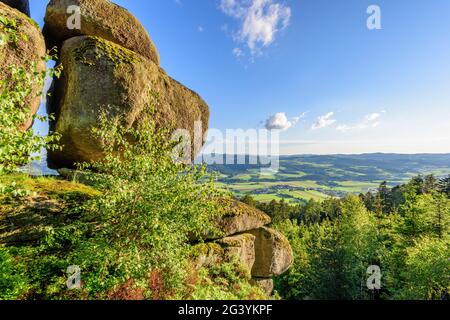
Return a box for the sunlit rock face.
[43,0,159,64]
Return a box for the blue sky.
[31,0,450,154]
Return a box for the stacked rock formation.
[0,0,45,129]
[192,200,293,296]
[44,0,294,295]
[43,0,209,169]
[1,0,294,296]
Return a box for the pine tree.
[423,174,438,194]
[377,181,393,214]
[408,175,425,195]
[438,175,450,198]
[430,192,450,239]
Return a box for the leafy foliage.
[190,259,266,300]
[0,17,61,174]
[247,175,450,300]
[0,16,21,45]
[1,103,263,300]
[0,247,29,299]
[65,106,229,298]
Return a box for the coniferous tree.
[439,175,450,198]
[423,174,438,194]
[430,192,450,239]
[377,181,393,214]
[408,175,425,195]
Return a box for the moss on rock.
[73,36,138,67]
[210,199,271,239]
[47,36,209,169]
[0,174,99,245]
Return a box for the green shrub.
[1,13,62,175]
[190,259,267,300]
[58,105,229,298]
[0,247,30,299]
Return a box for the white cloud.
[291,112,307,125]
[265,112,305,131]
[337,112,383,131]
[232,47,244,57]
[219,0,291,57]
[312,112,336,130]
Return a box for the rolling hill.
[209,153,450,203]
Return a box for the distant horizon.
[199,152,450,156]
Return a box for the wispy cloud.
[219,0,291,57]
[336,112,384,131]
[232,47,244,57]
[311,112,337,130]
[265,112,305,131]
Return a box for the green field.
[211,154,450,203]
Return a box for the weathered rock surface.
[0,0,29,16]
[0,2,46,129]
[43,0,159,64]
[210,199,271,240]
[193,233,256,272]
[47,36,209,169]
[217,234,256,271]
[250,278,274,296]
[249,227,293,277]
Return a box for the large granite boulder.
[192,233,256,272]
[0,0,29,16]
[0,2,46,130]
[47,36,209,169]
[249,227,293,277]
[43,0,159,64]
[212,199,271,239]
[250,278,274,296]
[217,234,256,271]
